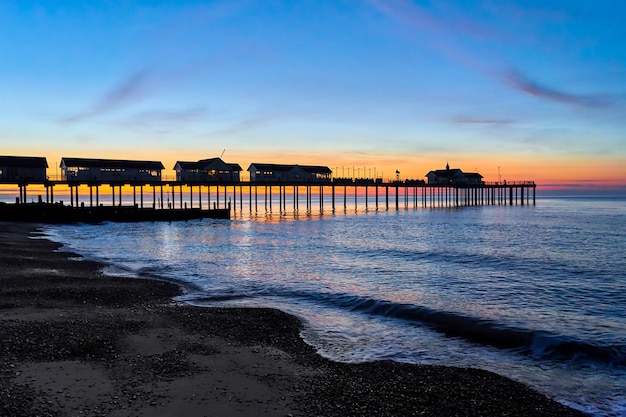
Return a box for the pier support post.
[385,186,389,210]
[395,185,399,210]
[365,185,368,210]
[376,185,379,210]
[269,185,273,212]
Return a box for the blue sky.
[1,0,625,187]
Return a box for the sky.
[1,0,625,191]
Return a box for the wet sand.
[0,222,588,416]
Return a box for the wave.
[319,292,626,367]
[197,289,625,368]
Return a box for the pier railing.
[483,181,536,186]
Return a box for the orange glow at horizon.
[3,145,625,192]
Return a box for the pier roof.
[174,158,242,172]
[247,163,331,173]
[0,156,48,168]
[425,168,463,178]
[300,165,333,174]
[197,158,243,171]
[61,157,164,170]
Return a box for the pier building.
[174,158,242,182]
[247,163,332,183]
[0,156,48,181]
[425,163,483,185]
[60,157,165,182]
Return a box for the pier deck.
[1,179,536,222]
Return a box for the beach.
[0,222,588,417]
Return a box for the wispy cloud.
[60,50,255,126]
[367,0,509,41]
[367,0,623,110]
[119,107,208,129]
[502,70,613,108]
[209,116,275,137]
[367,0,444,34]
[454,117,515,125]
[136,107,206,122]
[61,68,153,123]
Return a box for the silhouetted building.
[173,158,242,182]
[60,157,164,182]
[425,163,483,185]
[0,156,48,181]
[247,163,332,183]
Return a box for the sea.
[40,194,626,417]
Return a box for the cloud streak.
[209,116,275,137]
[367,0,509,41]
[62,68,153,123]
[454,117,515,125]
[367,0,624,110]
[502,70,613,108]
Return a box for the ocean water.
[43,196,626,416]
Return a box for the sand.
[0,221,588,416]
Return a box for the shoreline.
[0,222,588,416]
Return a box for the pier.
[0,178,536,222]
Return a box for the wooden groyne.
[1,179,535,222]
[0,202,229,224]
